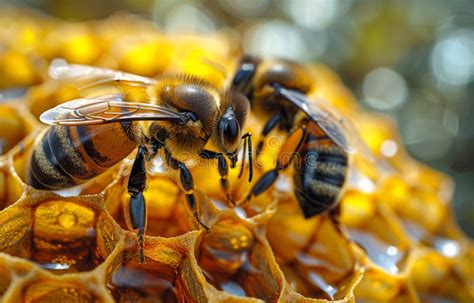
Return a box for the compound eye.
[220,118,240,147]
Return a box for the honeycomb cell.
[0,195,121,275]
[267,195,359,300]
[384,181,446,233]
[142,176,197,237]
[411,250,473,302]
[380,174,467,257]
[341,191,411,275]
[197,217,281,301]
[106,232,205,302]
[32,200,116,273]
[108,255,180,301]
[354,267,418,302]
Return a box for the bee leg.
[239,126,307,206]
[199,150,234,204]
[128,145,148,262]
[166,149,210,232]
[255,113,281,159]
[239,169,280,205]
[232,56,258,96]
[328,206,351,240]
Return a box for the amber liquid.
[32,226,104,273]
[107,264,179,302]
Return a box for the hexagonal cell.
[107,233,205,302]
[0,104,35,156]
[411,251,472,302]
[354,268,418,302]
[108,256,179,301]
[0,198,121,274]
[196,217,282,301]
[32,200,120,273]
[380,175,466,257]
[267,195,360,300]
[340,190,411,275]
[105,174,199,238]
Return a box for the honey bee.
[28,59,253,261]
[232,56,372,219]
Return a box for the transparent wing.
[40,94,184,126]
[276,86,374,159]
[49,59,155,92]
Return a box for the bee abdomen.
[29,127,82,190]
[28,123,136,190]
[293,143,348,218]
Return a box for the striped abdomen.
[293,122,348,218]
[28,122,136,190]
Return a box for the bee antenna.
[238,135,247,180]
[247,133,253,182]
[238,133,253,182]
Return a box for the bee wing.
[276,86,374,160]
[40,94,185,126]
[49,59,155,92]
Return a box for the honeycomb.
[0,7,472,303]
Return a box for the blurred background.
[1,0,473,236]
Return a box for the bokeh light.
[431,29,474,86]
[363,67,408,110]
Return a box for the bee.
[231,56,372,219]
[28,59,253,261]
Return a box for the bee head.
[214,92,249,163]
